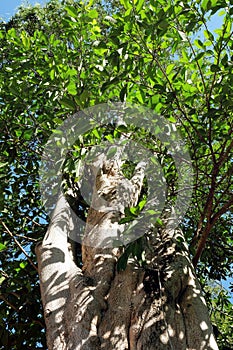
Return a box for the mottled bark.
[36,154,218,350]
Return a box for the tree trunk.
[36,153,218,350]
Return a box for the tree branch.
[211,196,233,225]
[1,220,38,272]
[192,195,233,268]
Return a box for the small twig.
[14,232,38,242]
[0,269,9,278]
[1,220,38,272]
[0,294,18,311]
[211,197,233,225]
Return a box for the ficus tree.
[0,0,232,349]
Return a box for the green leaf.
[156,218,163,226]
[74,90,89,107]
[119,216,134,224]
[67,81,77,95]
[52,129,63,135]
[158,20,169,30]
[88,9,98,19]
[120,0,132,10]
[7,27,17,38]
[50,69,55,80]
[101,77,119,92]
[129,207,138,215]
[21,32,30,49]
[60,96,76,110]
[23,130,33,141]
[168,115,177,123]
[136,0,144,12]
[53,117,63,125]
[135,89,145,104]
[146,209,157,215]
[201,0,211,11]
[0,243,7,251]
[210,64,220,72]
[19,261,27,269]
[204,30,214,41]
[92,128,101,139]
[150,155,159,165]
[105,134,114,143]
[117,251,129,271]
[106,146,117,159]
[194,39,204,49]
[166,63,175,75]
[117,245,132,271]
[138,198,146,210]
[65,6,79,18]
[117,124,128,132]
[195,52,205,61]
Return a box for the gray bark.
[36,154,218,350]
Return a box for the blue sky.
[0,0,49,20]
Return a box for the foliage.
[0,0,232,348]
[203,280,233,349]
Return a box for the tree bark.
[36,153,218,350]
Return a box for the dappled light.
[1,0,232,349]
